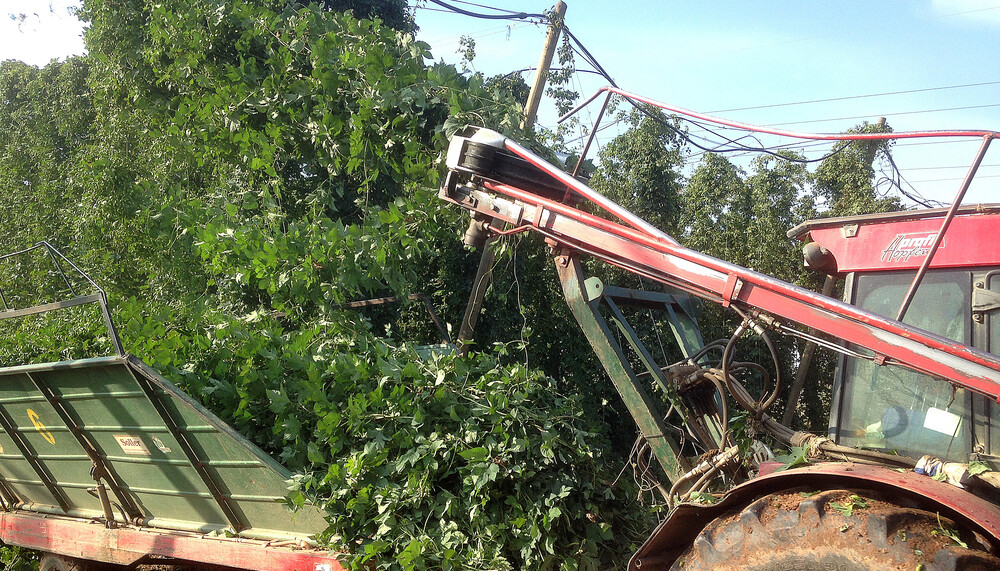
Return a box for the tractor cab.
[790,205,1000,463]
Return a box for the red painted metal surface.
[443,151,1000,400]
[0,511,346,570]
[561,90,1000,326]
[795,207,1000,273]
[630,463,1000,569]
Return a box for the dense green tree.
[815,121,901,217]
[591,108,685,235]
[0,59,94,255]
[323,0,415,32]
[681,151,814,277]
[1,1,656,568]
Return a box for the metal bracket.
[721,274,742,308]
[556,255,693,485]
[584,277,605,303]
[973,285,1000,314]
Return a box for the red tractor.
[440,88,1000,569]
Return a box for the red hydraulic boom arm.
[440,120,1000,402]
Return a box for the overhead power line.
[942,5,1000,17]
[709,80,1000,114]
[443,0,528,16]
[765,103,1000,127]
[424,0,545,21]
[905,163,1000,171]
[894,139,978,148]
[908,174,1000,184]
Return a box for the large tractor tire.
[669,489,1000,571]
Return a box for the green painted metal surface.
[556,256,692,482]
[0,355,328,542]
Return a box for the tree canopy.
[0,1,905,568]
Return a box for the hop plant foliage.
[120,302,652,570]
[0,0,654,568]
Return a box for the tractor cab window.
[836,270,973,461]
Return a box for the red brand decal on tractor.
[881,232,942,263]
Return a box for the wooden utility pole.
[457,2,568,354]
[781,275,836,426]
[781,116,886,425]
[521,1,567,130]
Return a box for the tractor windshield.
[835,269,986,461]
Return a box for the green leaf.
[458,447,488,461]
[968,461,991,476]
[774,446,810,471]
[688,491,718,505]
[830,501,854,517]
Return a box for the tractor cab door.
[831,267,1000,463]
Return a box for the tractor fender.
[629,462,1000,570]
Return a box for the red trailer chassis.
[0,511,344,570]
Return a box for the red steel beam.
[0,511,345,570]
[441,138,1000,400]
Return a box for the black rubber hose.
[721,325,760,413]
[757,329,784,412]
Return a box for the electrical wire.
[881,152,939,207]
[907,173,1000,184]
[561,26,855,165]
[498,67,608,78]
[562,27,617,87]
[895,138,977,148]
[906,163,1000,170]
[440,0,529,16]
[765,103,1000,128]
[708,80,1000,114]
[559,117,625,146]
[424,0,545,21]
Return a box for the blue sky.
[2,0,998,206]
[415,0,1000,206]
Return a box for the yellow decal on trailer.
[26,409,55,445]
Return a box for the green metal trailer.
[0,243,342,571]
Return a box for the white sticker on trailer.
[113,434,152,455]
[151,436,172,453]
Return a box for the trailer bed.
[0,355,341,569]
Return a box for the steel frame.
[441,135,1000,403]
[554,255,708,482]
[0,241,124,356]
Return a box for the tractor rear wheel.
[669,489,1000,571]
